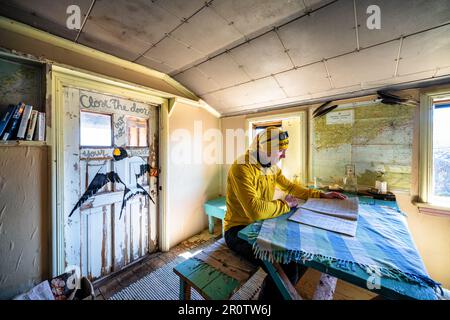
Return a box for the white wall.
[168,103,221,248]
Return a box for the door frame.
[50,65,170,276]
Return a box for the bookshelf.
[0,50,47,145]
[0,140,46,147]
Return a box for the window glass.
[127,116,148,147]
[432,104,450,204]
[80,111,112,147]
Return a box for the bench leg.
[179,279,191,300]
[208,216,215,234]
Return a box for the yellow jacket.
[224,151,322,231]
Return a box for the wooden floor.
[94,222,376,300]
[94,226,222,300]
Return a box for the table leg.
[262,260,303,300]
[208,216,215,234]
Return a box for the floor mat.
[109,250,266,300]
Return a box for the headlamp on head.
[278,130,289,150]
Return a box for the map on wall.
[0,56,42,111]
[312,103,416,191]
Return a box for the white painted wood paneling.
[135,55,176,74]
[398,25,450,77]
[356,0,450,48]
[63,87,159,280]
[0,0,93,40]
[79,0,179,60]
[230,32,293,79]
[275,62,331,97]
[155,0,205,21]
[211,0,306,36]
[214,76,286,108]
[174,67,221,95]
[197,53,252,88]
[326,40,399,88]
[144,37,204,71]
[171,7,243,55]
[63,87,81,273]
[277,0,357,67]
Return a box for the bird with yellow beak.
[224,126,345,300]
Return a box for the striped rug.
[109,253,266,300]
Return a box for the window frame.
[418,90,450,214]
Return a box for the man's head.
[250,126,289,167]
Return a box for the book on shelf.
[34,112,46,141]
[0,104,17,138]
[26,109,39,140]
[16,104,33,139]
[2,102,25,141]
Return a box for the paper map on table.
[300,197,359,220]
[289,208,358,236]
[288,198,359,236]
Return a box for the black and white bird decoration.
[313,101,339,118]
[69,147,156,219]
[377,91,418,106]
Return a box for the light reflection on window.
[127,116,148,147]
[80,111,112,147]
[432,103,450,205]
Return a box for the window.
[431,103,450,204]
[419,92,450,212]
[80,111,112,147]
[127,116,148,147]
[246,112,306,184]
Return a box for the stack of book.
[0,102,46,142]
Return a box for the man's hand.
[320,191,347,200]
[284,194,299,208]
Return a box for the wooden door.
[62,87,159,280]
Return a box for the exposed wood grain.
[98,278,123,300]
[180,280,191,300]
[200,239,257,274]
[116,270,139,287]
[146,256,166,270]
[102,206,107,275]
[194,252,256,283]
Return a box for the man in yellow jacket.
[224,126,345,300]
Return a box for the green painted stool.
[203,196,226,236]
[173,238,258,300]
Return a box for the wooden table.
[237,203,438,300]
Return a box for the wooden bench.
[203,196,226,236]
[173,238,339,300]
[173,238,259,300]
